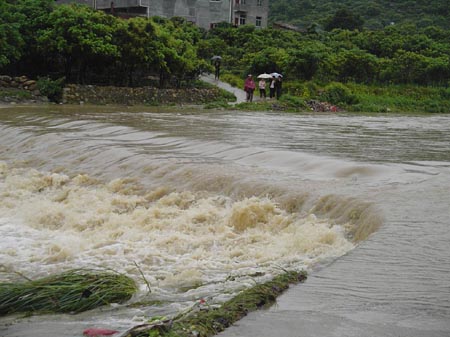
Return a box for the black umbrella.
[211,55,222,61]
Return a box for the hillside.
[269,0,450,30]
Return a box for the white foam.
[0,163,354,297]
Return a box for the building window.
[257,0,263,6]
[239,14,246,25]
[235,0,246,4]
[256,16,262,27]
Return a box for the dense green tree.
[0,0,24,68]
[269,0,450,30]
[113,17,160,85]
[325,9,364,31]
[422,56,450,85]
[152,18,207,87]
[381,50,428,84]
[242,47,288,76]
[37,4,118,83]
[333,48,380,83]
[10,0,55,76]
[285,42,329,80]
[2,1,450,89]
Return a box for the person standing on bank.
[269,78,276,98]
[275,77,282,99]
[258,78,266,99]
[214,59,221,80]
[244,74,256,102]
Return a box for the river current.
[0,105,449,337]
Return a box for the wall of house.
[153,0,231,29]
[55,0,268,30]
[232,0,269,28]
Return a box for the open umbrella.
[270,72,283,78]
[211,55,222,61]
[257,73,273,79]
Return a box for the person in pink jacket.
[244,74,256,102]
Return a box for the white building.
[56,0,269,30]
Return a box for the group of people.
[244,74,282,103]
[211,56,283,103]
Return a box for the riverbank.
[2,74,449,114]
[216,72,450,113]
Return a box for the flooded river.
[0,105,449,337]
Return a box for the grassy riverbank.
[217,72,450,113]
[2,79,449,114]
[346,83,450,113]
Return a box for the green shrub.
[220,73,244,89]
[320,82,359,105]
[279,94,306,109]
[37,77,65,102]
[284,82,305,96]
[284,82,318,101]
[439,87,450,100]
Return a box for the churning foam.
[0,161,354,299]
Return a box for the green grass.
[346,83,450,113]
[217,72,450,113]
[230,95,307,112]
[204,100,231,109]
[0,88,33,100]
[220,72,245,89]
[0,269,137,315]
[217,87,236,102]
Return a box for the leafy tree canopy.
[324,9,364,31]
[269,0,450,30]
[0,0,24,67]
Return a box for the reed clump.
[123,270,307,337]
[0,269,137,316]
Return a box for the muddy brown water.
[1,105,449,337]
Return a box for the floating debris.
[121,270,307,337]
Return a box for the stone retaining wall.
[0,75,47,103]
[63,84,225,105]
[0,75,38,91]
[1,75,227,105]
